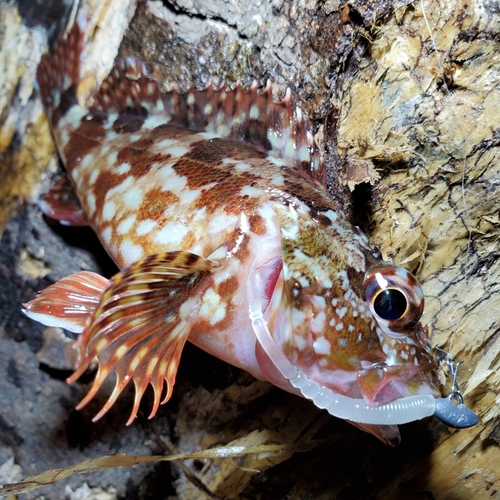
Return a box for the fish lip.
[376,376,440,406]
[357,360,440,407]
[357,320,439,406]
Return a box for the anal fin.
[39,175,87,226]
[66,251,218,424]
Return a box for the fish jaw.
[355,324,439,407]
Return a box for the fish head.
[258,203,439,430]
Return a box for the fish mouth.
[251,305,479,429]
[356,319,440,407]
[358,364,440,408]
[357,345,440,408]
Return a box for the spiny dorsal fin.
[92,62,325,184]
[93,56,164,115]
[38,16,325,184]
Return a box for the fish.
[24,15,445,446]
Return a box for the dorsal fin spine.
[38,15,325,184]
[94,60,324,182]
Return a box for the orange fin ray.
[89,329,168,423]
[129,320,190,424]
[67,251,217,423]
[72,317,165,409]
[23,271,109,333]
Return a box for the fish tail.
[36,14,86,124]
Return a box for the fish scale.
[23,14,453,445]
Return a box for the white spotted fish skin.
[26,16,439,443]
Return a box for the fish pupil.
[373,289,407,320]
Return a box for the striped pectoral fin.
[39,175,88,226]
[65,251,218,425]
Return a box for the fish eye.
[372,288,408,320]
[364,263,424,334]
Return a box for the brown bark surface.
[0,0,499,498]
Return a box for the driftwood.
[0,0,499,498]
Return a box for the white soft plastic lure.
[25,16,477,445]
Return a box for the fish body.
[26,16,440,444]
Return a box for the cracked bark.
[1,0,499,498]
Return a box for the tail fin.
[36,14,86,124]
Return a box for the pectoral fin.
[68,251,218,424]
[27,252,217,424]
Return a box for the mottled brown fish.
[24,16,477,445]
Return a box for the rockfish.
[24,16,477,445]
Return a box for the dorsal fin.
[92,56,165,115]
[38,16,325,184]
[92,62,325,184]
